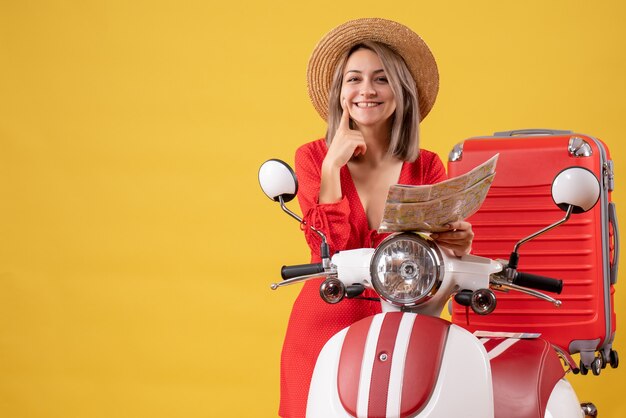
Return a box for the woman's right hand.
[319,100,367,204]
[324,99,367,170]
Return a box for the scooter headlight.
[370,233,444,307]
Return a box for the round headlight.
[370,233,444,307]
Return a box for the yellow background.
[1,1,625,417]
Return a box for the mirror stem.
[279,195,303,223]
[508,204,574,270]
[279,196,331,266]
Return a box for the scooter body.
[307,312,583,418]
[306,250,582,418]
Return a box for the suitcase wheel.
[579,360,589,375]
[599,350,608,369]
[591,357,602,376]
[609,349,619,369]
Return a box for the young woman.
[279,18,474,417]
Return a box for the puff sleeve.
[294,141,352,260]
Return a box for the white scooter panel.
[307,312,494,418]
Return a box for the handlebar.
[512,271,563,294]
[281,263,325,280]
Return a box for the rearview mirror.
[551,167,601,213]
[258,159,298,203]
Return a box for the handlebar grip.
[514,272,563,294]
[281,263,325,280]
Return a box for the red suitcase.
[448,129,619,374]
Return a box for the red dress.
[279,139,447,417]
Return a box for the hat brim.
[307,18,439,122]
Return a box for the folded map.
[378,154,498,233]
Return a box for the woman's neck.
[354,121,394,165]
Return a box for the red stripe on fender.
[338,315,374,417]
[401,316,450,417]
[368,312,404,417]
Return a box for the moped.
[259,159,601,418]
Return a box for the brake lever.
[270,271,336,290]
[490,277,562,307]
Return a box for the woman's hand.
[319,99,367,204]
[430,221,474,256]
[323,99,367,170]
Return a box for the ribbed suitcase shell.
[448,130,618,368]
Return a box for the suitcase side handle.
[609,202,619,284]
[494,129,572,137]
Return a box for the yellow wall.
[1,1,625,417]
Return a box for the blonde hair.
[325,41,421,161]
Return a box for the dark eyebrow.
[344,69,386,75]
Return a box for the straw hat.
[307,18,439,121]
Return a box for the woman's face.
[340,48,396,129]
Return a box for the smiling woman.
[277,18,474,417]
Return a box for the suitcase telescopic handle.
[513,272,563,294]
[494,129,572,137]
